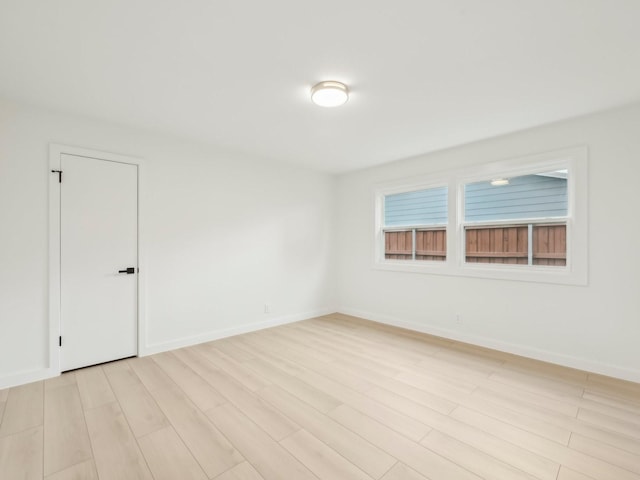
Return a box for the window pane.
[384,228,446,261]
[415,229,446,261]
[384,230,413,260]
[465,225,529,264]
[383,186,448,262]
[533,224,567,266]
[385,186,447,227]
[464,171,567,222]
[465,223,566,266]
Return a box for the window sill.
[373,260,587,286]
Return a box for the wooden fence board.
[385,224,566,266]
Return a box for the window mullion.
[412,229,416,260]
[527,223,533,265]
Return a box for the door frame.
[49,144,146,375]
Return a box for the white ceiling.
[1,1,639,173]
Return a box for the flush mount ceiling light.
[490,178,510,186]
[311,81,349,107]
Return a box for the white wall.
[0,98,336,388]
[336,103,640,382]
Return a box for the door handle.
[118,267,136,274]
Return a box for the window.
[463,170,568,266]
[383,186,447,261]
[374,147,587,285]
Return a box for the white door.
[60,153,138,371]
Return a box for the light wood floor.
[1,314,639,480]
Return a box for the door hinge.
[59,336,62,347]
[51,169,63,183]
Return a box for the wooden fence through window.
[385,224,566,266]
[385,229,446,261]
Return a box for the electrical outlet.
[455,313,462,323]
[264,304,270,314]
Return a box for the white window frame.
[380,182,450,263]
[373,146,588,285]
[375,175,453,271]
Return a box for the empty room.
[1,1,639,479]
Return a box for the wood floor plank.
[206,403,318,480]
[149,385,244,478]
[366,388,559,479]
[338,362,457,415]
[152,351,227,411]
[217,334,308,378]
[137,426,208,480]
[296,355,376,393]
[257,329,335,364]
[432,348,503,376]
[215,462,265,480]
[243,357,342,414]
[276,328,403,377]
[44,384,92,476]
[196,345,270,392]
[452,406,640,480]
[380,463,429,480]
[577,408,640,439]
[258,385,396,479]
[178,349,299,441]
[502,358,588,385]
[280,429,374,480]
[328,404,482,480]
[75,366,116,410]
[172,346,222,377]
[44,372,77,391]
[240,333,373,391]
[127,356,176,392]
[285,363,431,441]
[395,370,477,400]
[415,355,495,385]
[571,391,640,427]
[569,433,640,474]
[489,368,585,403]
[461,394,572,444]
[480,379,579,417]
[297,318,439,362]
[582,389,640,415]
[472,385,640,455]
[304,316,449,358]
[556,467,598,480]
[45,460,98,480]
[238,331,428,439]
[237,337,310,377]
[103,361,170,437]
[114,382,170,438]
[213,338,257,362]
[102,361,140,392]
[0,426,42,480]
[421,429,541,480]
[281,324,417,370]
[586,374,640,401]
[84,402,153,480]
[0,381,43,437]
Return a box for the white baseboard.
[141,307,335,356]
[0,366,58,390]
[338,306,640,384]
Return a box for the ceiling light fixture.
[311,81,349,107]
[490,178,510,186]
